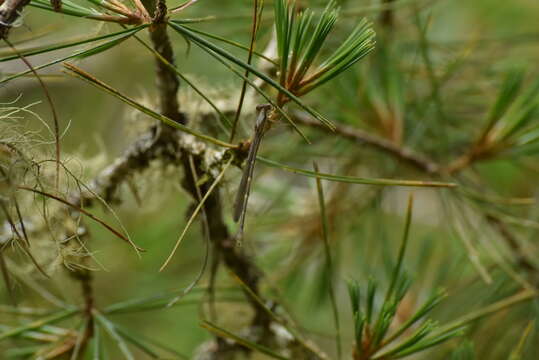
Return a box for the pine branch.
[72,126,182,207]
[146,4,308,358]
[291,110,440,174]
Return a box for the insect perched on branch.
[233,104,273,243]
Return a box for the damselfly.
[233,104,272,242]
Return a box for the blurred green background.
[1,0,539,359]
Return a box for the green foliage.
[274,0,375,98]
[480,69,539,157]
[346,197,463,359]
[1,0,538,359]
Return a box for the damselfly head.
[255,104,274,132]
[256,104,272,112]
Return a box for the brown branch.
[72,125,180,206]
[50,0,61,12]
[292,110,440,174]
[145,4,286,357]
[68,253,95,356]
[149,1,184,124]
[380,0,396,29]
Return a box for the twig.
[73,126,180,206]
[229,0,260,142]
[69,264,95,357]
[18,186,143,252]
[380,0,396,29]
[292,110,440,174]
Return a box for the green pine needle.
[273,0,375,97]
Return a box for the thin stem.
[313,162,342,359]
[435,289,536,335]
[292,110,440,174]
